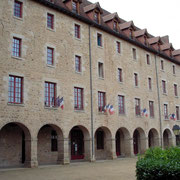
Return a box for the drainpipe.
[154,54,163,147]
[89,25,94,160]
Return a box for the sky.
[90,0,180,49]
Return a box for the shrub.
[136,147,180,180]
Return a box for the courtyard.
[0,158,137,180]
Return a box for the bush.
[136,147,180,180]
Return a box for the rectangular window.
[116,41,121,54]
[161,60,164,70]
[173,65,176,75]
[47,47,54,65]
[148,77,152,90]
[176,106,180,120]
[74,87,83,110]
[13,37,21,57]
[47,13,54,29]
[118,95,125,114]
[75,55,81,72]
[8,76,23,104]
[146,54,150,65]
[174,84,178,96]
[97,33,102,47]
[149,101,154,118]
[72,1,78,13]
[135,98,141,116]
[132,48,136,60]
[45,82,56,107]
[97,130,104,149]
[162,80,166,94]
[14,0,22,18]
[164,104,168,119]
[74,24,80,39]
[134,73,138,87]
[118,68,123,82]
[98,62,104,78]
[51,130,58,152]
[98,91,105,112]
[94,11,99,24]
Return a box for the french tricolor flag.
[109,105,115,115]
[57,97,64,110]
[104,104,110,113]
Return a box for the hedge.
[136,147,180,180]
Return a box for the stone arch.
[163,128,173,148]
[0,122,31,168]
[69,125,91,161]
[115,127,131,157]
[37,124,63,165]
[94,126,112,160]
[148,128,159,148]
[133,128,146,155]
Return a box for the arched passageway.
[163,129,173,148]
[95,127,112,160]
[148,128,159,148]
[0,122,31,168]
[133,128,146,155]
[115,128,131,157]
[37,124,63,165]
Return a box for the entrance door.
[71,128,84,160]
[133,130,139,155]
[116,131,121,156]
[22,131,25,163]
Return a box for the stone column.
[129,138,135,157]
[140,137,148,154]
[24,138,38,168]
[84,138,92,161]
[106,138,116,159]
[124,137,132,157]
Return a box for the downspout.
[154,54,163,147]
[89,25,94,160]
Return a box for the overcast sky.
[90,0,180,49]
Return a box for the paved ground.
[0,158,137,180]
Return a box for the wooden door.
[116,131,121,156]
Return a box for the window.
[161,60,164,70]
[47,13,54,29]
[72,1,78,13]
[173,65,176,75]
[98,91,105,112]
[149,101,154,118]
[132,48,136,60]
[47,47,54,65]
[97,33,102,47]
[113,21,118,32]
[75,55,81,72]
[8,76,23,104]
[94,11,99,24]
[176,106,180,120]
[148,77,152,90]
[14,0,22,18]
[118,68,123,82]
[162,80,166,94]
[164,104,168,119]
[135,98,141,116]
[12,37,21,57]
[116,41,121,54]
[98,62,104,78]
[134,73,138,87]
[45,82,56,107]
[174,84,178,96]
[74,24,80,39]
[146,54,150,65]
[51,130,58,152]
[97,130,104,149]
[118,95,125,114]
[74,87,83,110]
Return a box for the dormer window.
[94,11,99,23]
[72,0,78,13]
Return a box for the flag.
[104,104,110,113]
[59,97,64,110]
[142,108,148,117]
[109,105,115,115]
[170,113,176,121]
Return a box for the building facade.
[0,0,180,168]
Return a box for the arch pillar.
[129,138,135,157]
[140,137,148,154]
[84,138,92,161]
[111,138,117,159]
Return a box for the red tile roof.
[102,12,121,23]
[119,21,135,30]
[134,29,149,38]
[84,2,103,13]
[148,37,162,45]
[160,43,174,51]
[173,49,180,56]
[161,35,169,43]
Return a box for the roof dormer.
[172,50,180,62]
[103,12,121,32]
[119,21,136,38]
[63,0,82,14]
[84,2,103,24]
[160,43,174,57]
[148,36,163,51]
[134,29,150,45]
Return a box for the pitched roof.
[161,43,174,51]
[102,12,121,23]
[119,21,135,30]
[161,35,169,43]
[84,2,103,14]
[63,0,82,3]
[172,49,180,56]
[147,37,162,45]
[134,29,149,38]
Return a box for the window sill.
[11,56,23,61]
[46,27,55,32]
[97,45,103,49]
[46,64,55,68]
[175,96,179,98]
[44,106,58,110]
[7,103,25,107]
[119,113,126,116]
[98,111,106,115]
[13,16,23,21]
[74,37,82,41]
[163,93,167,96]
[74,109,85,113]
[118,81,123,84]
[160,69,165,72]
[75,71,82,75]
[164,119,169,121]
[135,115,142,118]
[98,77,104,80]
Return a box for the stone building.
[0,0,180,168]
